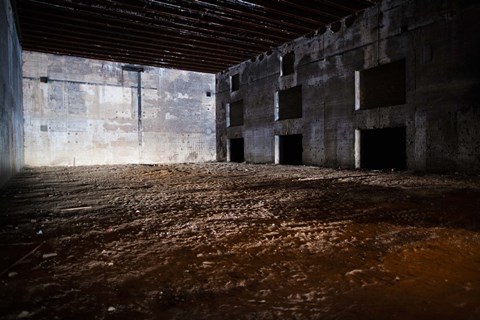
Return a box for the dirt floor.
[0,163,479,320]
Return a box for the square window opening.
[281,51,295,76]
[231,73,240,92]
[356,59,406,110]
[276,85,302,120]
[228,100,244,127]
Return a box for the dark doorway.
[360,127,406,170]
[229,138,244,163]
[279,134,303,165]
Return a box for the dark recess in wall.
[279,134,303,165]
[277,85,302,120]
[281,51,295,76]
[229,138,244,163]
[360,127,407,170]
[229,100,244,127]
[231,73,240,92]
[359,59,406,109]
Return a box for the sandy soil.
[0,163,479,320]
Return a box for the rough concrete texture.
[216,0,480,172]
[23,51,215,166]
[0,0,24,186]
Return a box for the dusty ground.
[0,163,479,320]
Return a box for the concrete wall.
[0,0,24,186]
[216,0,480,173]
[23,52,215,166]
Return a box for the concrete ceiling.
[14,0,378,74]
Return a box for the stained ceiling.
[14,0,378,74]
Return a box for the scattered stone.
[42,253,58,259]
[345,269,363,276]
[2,163,480,319]
[8,272,18,277]
[60,206,92,213]
[17,311,30,319]
[36,230,43,235]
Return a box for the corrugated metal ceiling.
[14,0,378,73]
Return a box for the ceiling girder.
[15,0,378,73]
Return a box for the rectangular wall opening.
[228,100,244,127]
[276,85,302,120]
[278,134,303,165]
[359,127,407,170]
[231,73,240,92]
[229,138,244,163]
[356,59,406,110]
[281,51,295,76]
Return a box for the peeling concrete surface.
[23,52,216,166]
[0,0,24,186]
[216,0,480,173]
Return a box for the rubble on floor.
[0,163,479,319]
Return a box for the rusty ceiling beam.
[191,0,328,26]
[95,1,280,47]
[133,0,306,37]
[22,41,224,74]
[103,0,313,36]
[15,0,379,73]
[307,0,360,14]
[21,35,231,71]
[19,19,250,63]
[235,0,335,25]
[316,0,378,11]
[19,1,277,52]
[278,0,348,19]
[21,27,241,67]
[165,0,315,33]
[28,0,293,43]
[242,0,339,22]
[18,9,257,60]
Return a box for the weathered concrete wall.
[216,0,480,172]
[0,0,24,186]
[23,52,215,166]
